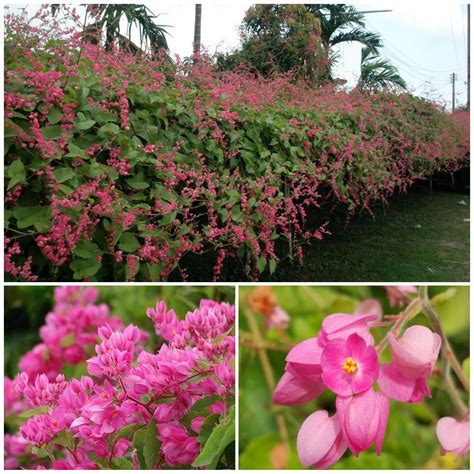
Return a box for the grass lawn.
[175,182,470,282]
[271,184,470,282]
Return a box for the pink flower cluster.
[273,311,442,468]
[5,287,235,470]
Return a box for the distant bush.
[4,8,469,281]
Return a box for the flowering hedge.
[4,8,469,281]
[5,286,235,469]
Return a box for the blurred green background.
[4,285,235,379]
[239,286,470,470]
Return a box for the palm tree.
[84,4,169,53]
[306,4,383,53]
[357,47,407,93]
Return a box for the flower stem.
[243,306,289,447]
[376,297,424,354]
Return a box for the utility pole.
[450,72,458,112]
[193,4,202,57]
[468,4,470,109]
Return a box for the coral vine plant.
[272,287,470,469]
[4,287,236,469]
[4,7,470,281]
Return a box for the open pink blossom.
[336,387,389,456]
[297,410,347,469]
[436,417,470,455]
[321,333,379,396]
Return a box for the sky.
[8,2,469,108]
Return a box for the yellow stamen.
[342,357,358,374]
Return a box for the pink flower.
[297,410,347,469]
[158,423,200,466]
[143,144,156,153]
[20,414,64,447]
[387,326,440,379]
[378,326,440,403]
[321,333,379,396]
[336,387,390,456]
[87,324,140,378]
[436,417,470,455]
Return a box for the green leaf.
[181,396,219,428]
[116,423,139,440]
[112,458,134,469]
[192,407,235,469]
[6,159,26,190]
[126,172,150,190]
[42,125,63,140]
[69,258,101,280]
[31,446,49,458]
[65,142,87,159]
[159,211,177,226]
[13,206,50,231]
[73,238,103,259]
[20,406,48,418]
[53,167,76,183]
[257,256,267,274]
[96,110,118,122]
[98,123,120,138]
[269,258,277,274]
[53,429,74,449]
[118,232,141,252]
[75,119,96,131]
[47,108,63,124]
[143,419,160,469]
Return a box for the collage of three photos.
[3,2,471,471]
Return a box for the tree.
[218,4,328,83]
[357,47,407,93]
[83,4,169,53]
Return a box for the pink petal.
[322,370,353,397]
[297,410,340,467]
[272,371,325,406]
[388,326,440,379]
[346,333,368,359]
[354,299,383,322]
[378,363,417,402]
[321,313,377,345]
[337,388,379,456]
[285,337,323,381]
[351,372,375,393]
[375,392,390,455]
[315,432,348,470]
[436,417,470,455]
